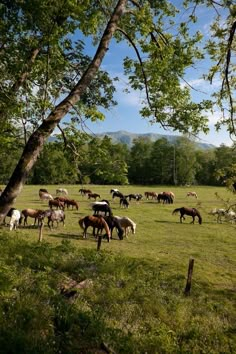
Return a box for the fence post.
[38,220,44,242]
[184,258,194,295]
[97,235,102,251]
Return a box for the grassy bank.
[0,185,235,353]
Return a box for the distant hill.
[49,130,215,150]
[96,130,215,150]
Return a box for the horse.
[187,191,198,199]
[79,215,110,241]
[79,188,92,196]
[9,209,21,230]
[88,193,101,200]
[92,203,112,216]
[110,188,119,194]
[56,188,68,195]
[209,208,236,223]
[39,209,65,228]
[144,191,157,200]
[120,197,129,208]
[90,201,109,209]
[65,199,79,210]
[49,199,65,210]
[39,191,53,201]
[103,216,124,240]
[127,194,143,202]
[3,208,16,225]
[19,208,44,226]
[113,216,136,236]
[157,193,173,204]
[112,191,124,200]
[39,188,48,193]
[172,207,202,224]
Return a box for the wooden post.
[184,258,194,295]
[97,235,102,251]
[38,220,44,242]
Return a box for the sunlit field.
[0,184,235,353]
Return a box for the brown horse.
[144,191,157,200]
[172,207,202,224]
[79,188,92,196]
[20,208,44,226]
[49,199,65,210]
[65,199,79,210]
[88,193,101,200]
[79,215,110,241]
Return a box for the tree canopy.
[0,0,235,215]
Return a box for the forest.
[1,129,236,187]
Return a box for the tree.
[175,137,198,185]
[148,138,174,184]
[0,1,234,216]
[128,138,152,184]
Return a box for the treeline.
[1,133,236,186]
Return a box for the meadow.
[0,184,235,354]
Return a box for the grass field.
[0,184,235,353]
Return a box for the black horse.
[103,215,124,240]
[172,207,202,224]
[120,197,129,208]
[92,203,113,216]
[127,194,143,201]
[157,193,173,204]
[112,191,124,200]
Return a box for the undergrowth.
[0,232,235,354]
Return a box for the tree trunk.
[0,0,127,219]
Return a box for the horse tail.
[79,217,85,230]
[172,208,181,215]
[100,217,111,240]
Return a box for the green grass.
[0,184,235,353]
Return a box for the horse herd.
[1,187,235,235]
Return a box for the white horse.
[209,208,228,223]
[9,209,21,230]
[39,191,54,201]
[114,216,136,236]
[56,188,68,195]
[186,191,198,199]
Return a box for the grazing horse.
[92,203,112,216]
[39,209,65,228]
[110,188,119,194]
[127,194,143,202]
[79,188,92,196]
[88,193,101,200]
[112,191,124,200]
[187,191,198,199]
[39,191,53,201]
[120,197,129,208]
[172,207,202,224]
[144,191,157,200]
[65,199,79,210]
[157,193,173,204]
[56,188,68,195]
[49,199,65,210]
[39,188,48,193]
[9,209,21,230]
[113,216,136,236]
[20,208,44,226]
[209,208,236,223]
[79,215,110,241]
[103,216,124,240]
[3,208,16,225]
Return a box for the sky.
[79,2,234,147]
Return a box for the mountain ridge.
[96,130,215,150]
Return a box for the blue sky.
[81,3,233,147]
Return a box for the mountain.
[96,130,215,150]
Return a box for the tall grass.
[0,185,235,353]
